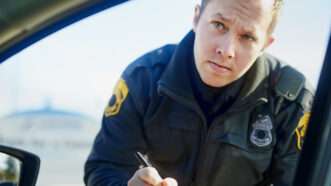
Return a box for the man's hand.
[128,167,178,186]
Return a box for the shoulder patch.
[104,78,129,117]
[295,112,311,150]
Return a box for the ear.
[193,5,201,32]
[259,35,274,56]
[262,35,274,51]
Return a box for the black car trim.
[0,0,128,64]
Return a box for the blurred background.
[0,0,330,185]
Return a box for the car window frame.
[294,33,331,186]
[0,0,128,63]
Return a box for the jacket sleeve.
[269,88,314,186]
[84,73,148,186]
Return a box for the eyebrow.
[213,13,232,23]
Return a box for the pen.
[135,152,152,167]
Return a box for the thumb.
[160,177,178,186]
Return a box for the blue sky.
[0,0,330,119]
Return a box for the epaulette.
[273,66,306,114]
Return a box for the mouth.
[207,61,232,74]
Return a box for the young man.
[84,0,314,185]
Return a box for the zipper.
[158,84,208,185]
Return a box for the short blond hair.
[268,0,283,34]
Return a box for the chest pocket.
[212,110,276,149]
[207,111,276,185]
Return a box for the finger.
[128,175,149,186]
[137,167,163,185]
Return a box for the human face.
[193,0,275,87]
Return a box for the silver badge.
[250,115,273,147]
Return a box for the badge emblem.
[250,115,273,147]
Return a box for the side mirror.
[0,145,40,186]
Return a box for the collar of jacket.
[157,31,270,110]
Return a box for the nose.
[216,34,235,59]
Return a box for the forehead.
[204,0,274,33]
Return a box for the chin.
[201,77,231,88]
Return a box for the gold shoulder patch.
[104,78,129,117]
[295,112,311,150]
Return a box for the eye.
[211,21,225,30]
[241,34,257,42]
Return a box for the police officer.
[84,0,314,185]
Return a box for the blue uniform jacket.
[84,31,314,186]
